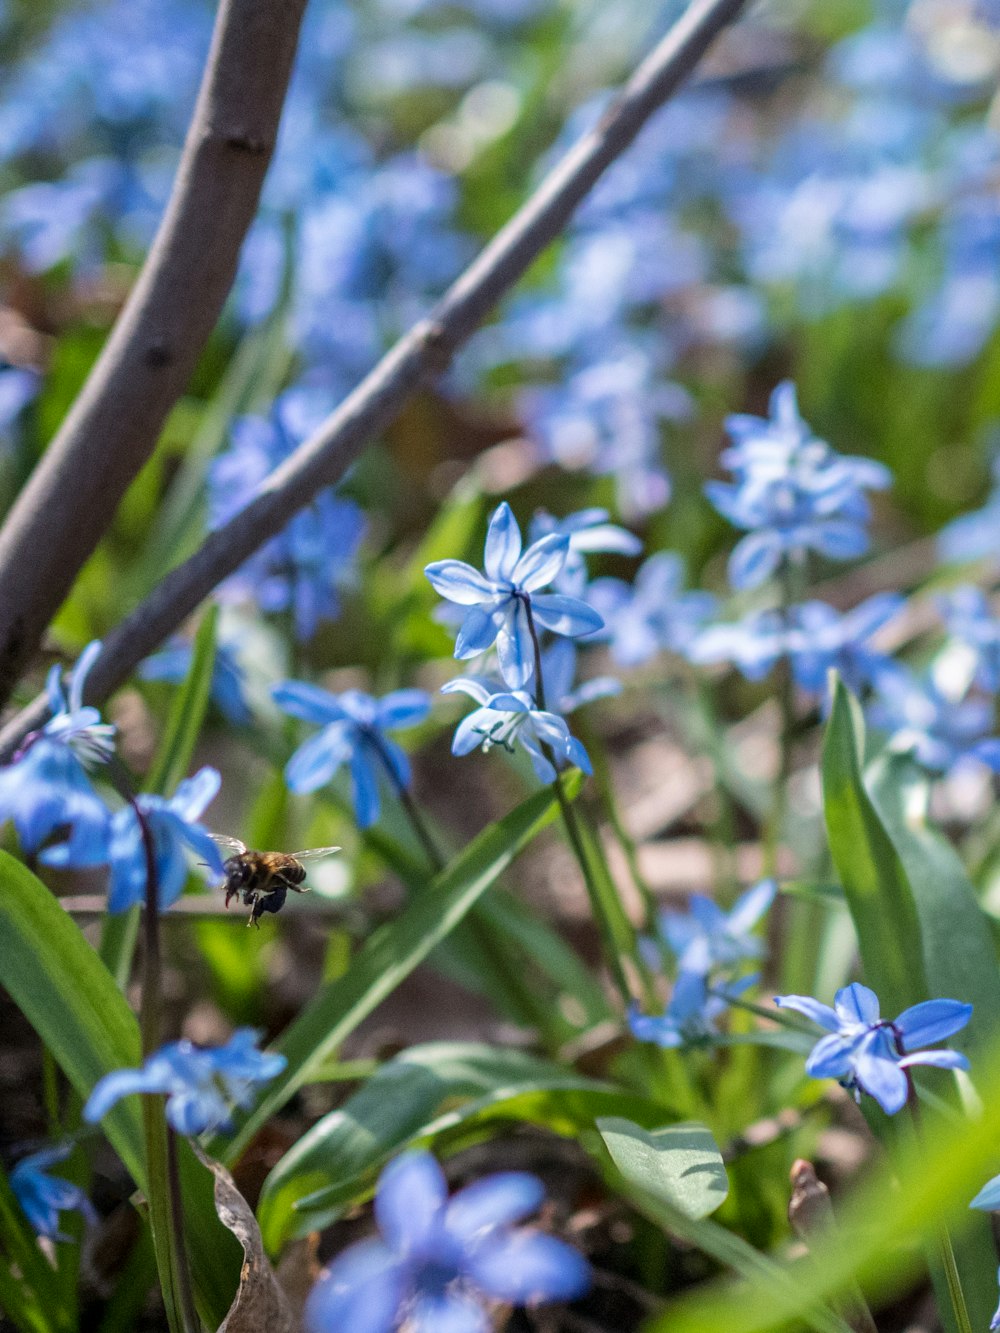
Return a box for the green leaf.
[868,753,1000,1071]
[821,679,927,1013]
[0,1164,73,1333]
[144,604,218,798]
[258,1041,644,1251]
[218,779,570,1162]
[0,853,241,1329]
[597,1117,728,1221]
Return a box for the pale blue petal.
[350,750,381,829]
[272,680,348,725]
[512,534,568,592]
[899,1049,969,1072]
[455,606,502,659]
[425,560,496,605]
[726,879,777,935]
[304,1240,404,1333]
[970,1176,1000,1211]
[375,1152,447,1257]
[854,1046,908,1114]
[834,983,881,1025]
[529,594,604,639]
[453,710,493,756]
[375,690,430,731]
[84,1068,166,1123]
[805,1033,858,1079]
[285,724,353,793]
[773,995,841,1031]
[410,1291,488,1333]
[169,767,221,822]
[495,604,534,690]
[465,1230,591,1303]
[441,677,494,705]
[728,531,781,590]
[893,999,972,1049]
[483,502,522,581]
[446,1173,544,1240]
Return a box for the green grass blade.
[143,604,218,798]
[821,678,927,1013]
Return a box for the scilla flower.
[40,640,116,765]
[657,880,775,979]
[425,502,602,690]
[629,972,756,1049]
[304,1150,589,1333]
[272,682,430,829]
[84,1030,286,1136]
[10,1144,94,1241]
[443,677,591,783]
[42,768,224,912]
[527,507,641,597]
[774,982,971,1115]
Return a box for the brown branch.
[0,0,749,759]
[0,0,308,705]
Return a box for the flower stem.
[522,597,648,1008]
[134,804,200,1333]
[906,1076,973,1333]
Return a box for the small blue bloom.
[527,507,641,597]
[443,676,592,785]
[657,880,776,979]
[939,453,1000,564]
[629,972,756,1049]
[707,382,891,590]
[586,552,717,668]
[689,609,789,681]
[140,637,252,727]
[273,681,430,829]
[425,502,603,690]
[42,640,116,765]
[774,982,971,1115]
[84,1029,286,1136]
[785,594,904,699]
[10,1144,94,1241]
[304,1150,590,1333]
[938,586,1000,692]
[42,768,224,912]
[867,662,996,774]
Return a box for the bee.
[211,836,340,928]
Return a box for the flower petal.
[893,998,972,1050]
[854,1044,908,1114]
[529,593,604,639]
[304,1240,404,1333]
[455,605,502,660]
[272,680,346,725]
[726,879,777,935]
[773,995,841,1031]
[834,983,881,1025]
[483,501,522,581]
[375,690,431,731]
[805,1033,858,1079]
[464,1230,591,1304]
[350,750,381,829]
[425,560,496,605]
[446,1173,544,1240]
[374,1152,447,1258]
[970,1175,1000,1212]
[495,603,535,690]
[512,534,568,592]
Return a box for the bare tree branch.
[0,0,749,760]
[0,0,308,704]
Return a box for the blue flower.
[689,609,790,681]
[425,502,603,690]
[938,586,1000,692]
[939,453,1000,564]
[629,972,756,1049]
[42,768,224,912]
[10,1144,94,1241]
[527,507,641,597]
[657,880,776,979]
[0,640,114,856]
[707,383,891,590]
[304,1150,590,1333]
[140,637,252,727]
[586,552,717,668]
[867,662,996,775]
[785,594,904,698]
[273,682,430,828]
[41,639,116,765]
[0,364,39,445]
[774,982,971,1115]
[209,390,367,642]
[84,1029,286,1136]
[443,676,592,784]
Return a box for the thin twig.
[0,0,749,760]
[0,0,308,705]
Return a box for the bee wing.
[287,846,341,861]
[211,834,248,856]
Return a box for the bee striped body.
[212,838,339,927]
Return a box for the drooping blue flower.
[707,383,891,590]
[304,1150,590,1333]
[42,768,224,913]
[629,972,756,1049]
[784,594,904,698]
[443,677,591,784]
[41,639,116,766]
[273,682,430,829]
[10,1145,95,1242]
[140,637,252,727]
[938,586,1000,691]
[527,507,642,597]
[586,552,717,668]
[656,880,776,979]
[84,1029,286,1136]
[425,502,603,690]
[774,982,971,1115]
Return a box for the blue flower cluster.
[304,1150,589,1332]
[775,982,971,1115]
